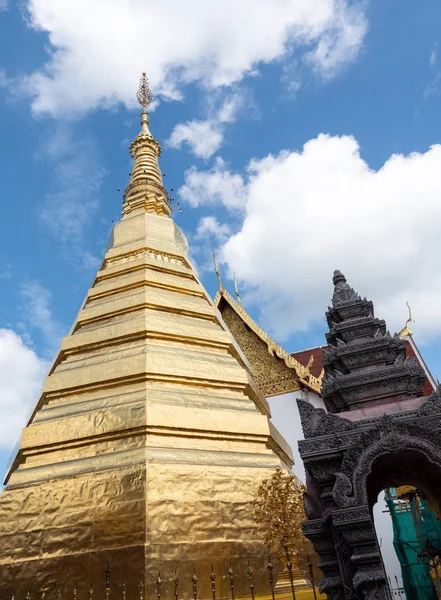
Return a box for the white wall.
[268,391,404,592]
[267,389,325,481]
[373,493,404,593]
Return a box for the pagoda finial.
[233,273,241,303]
[331,269,361,306]
[136,72,153,112]
[213,250,224,291]
[135,73,153,136]
[333,270,346,285]
[122,73,171,217]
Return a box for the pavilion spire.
[233,273,241,303]
[122,73,172,217]
[322,270,425,412]
[212,249,224,291]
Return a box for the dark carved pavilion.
[298,271,441,600]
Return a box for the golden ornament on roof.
[397,301,414,339]
[136,72,153,110]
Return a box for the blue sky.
[1,0,441,482]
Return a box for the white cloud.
[37,126,106,263]
[179,157,247,211]
[0,329,47,450]
[167,89,251,158]
[0,262,12,280]
[196,216,231,243]
[180,135,441,342]
[430,43,438,67]
[22,0,367,116]
[281,60,302,97]
[0,0,8,11]
[168,120,224,159]
[21,282,65,351]
[81,251,101,270]
[305,0,367,78]
[216,92,248,125]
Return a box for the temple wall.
[0,450,283,597]
[268,391,325,482]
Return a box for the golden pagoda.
[0,75,294,597]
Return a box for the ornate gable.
[215,288,323,396]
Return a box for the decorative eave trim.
[404,335,436,392]
[215,288,323,394]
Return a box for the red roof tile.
[290,346,327,379]
[291,339,435,397]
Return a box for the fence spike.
[138,581,144,600]
[121,581,126,600]
[156,572,162,600]
[267,555,275,600]
[247,563,255,600]
[284,545,297,600]
[210,566,216,600]
[228,564,235,600]
[173,570,179,600]
[192,572,198,600]
[105,565,111,600]
[307,556,317,600]
[88,585,93,600]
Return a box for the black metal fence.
[1,552,318,600]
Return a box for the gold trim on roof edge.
[397,301,413,339]
[215,288,323,394]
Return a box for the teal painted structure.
[385,488,441,600]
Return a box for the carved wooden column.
[332,507,390,600]
[302,518,346,600]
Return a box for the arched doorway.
[374,486,441,600]
[368,450,441,600]
[298,399,441,600]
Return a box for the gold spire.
[122,73,172,217]
[233,273,241,303]
[213,250,223,291]
[398,301,413,339]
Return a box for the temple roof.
[214,271,435,405]
[318,270,428,412]
[291,338,435,398]
[214,287,323,395]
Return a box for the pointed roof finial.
[213,250,223,291]
[331,269,360,306]
[136,72,153,112]
[233,273,241,303]
[122,73,171,216]
[333,270,346,286]
[398,301,414,339]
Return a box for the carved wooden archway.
[298,395,441,600]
